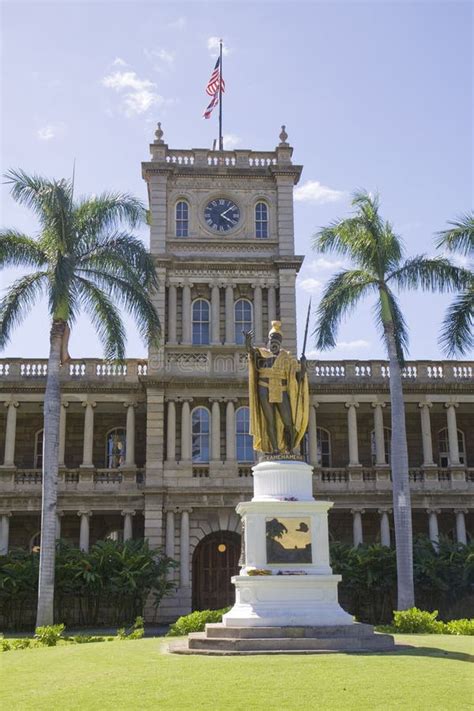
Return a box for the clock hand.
[221,213,233,223]
[221,207,234,217]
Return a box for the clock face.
[204,198,240,232]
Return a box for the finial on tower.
[154,122,164,144]
[279,125,289,146]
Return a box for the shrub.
[34,623,65,646]
[167,607,231,637]
[69,635,107,644]
[391,608,445,633]
[445,618,474,635]
[11,638,32,649]
[1,638,11,652]
[117,616,145,640]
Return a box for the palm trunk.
[384,322,415,610]
[36,320,65,627]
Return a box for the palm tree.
[0,170,160,626]
[312,191,469,609]
[436,212,473,356]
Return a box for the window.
[176,200,189,237]
[438,428,465,468]
[317,427,331,467]
[34,429,44,468]
[236,407,254,462]
[192,299,210,345]
[370,427,392,465]
[234,299,253,345]
[106,428,126,468]
[192,408,210,463]
[255,202,268,238]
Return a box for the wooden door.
[192,531,241,611]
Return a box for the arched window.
[30,531,41,552]
[255,202,268,238]
[106,428,126,468]
[192,299,210,345]
[317,427,331,467]
[236,407,254,462]
[370,427,392,465]
[234,299,253,345]
[438,428,465,468]
[192,407,210,463]
[34,429,44,469]
[176,200,189,237]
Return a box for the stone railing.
[312,466,471,491]
[1,468,145,492]
[150,146,288,168]
[308,360,472,383]
[0,359,148,381]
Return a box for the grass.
[1,635,473,710]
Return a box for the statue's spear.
[293,299,312,449]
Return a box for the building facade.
[0,126,473,620]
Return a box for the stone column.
[210,399,221,461]
[211,283,221,345]
[253,284,263,344]
[180,509,191,587]
[352,509,364,546]
[122,510,135,541]
[379,509,391,547]
[166,399,176,462]
[419,402,435,467]
[427,509,440,549]
[182,283,192,344]
[308,403,318,466]
[224,285,234,345]
[56,511,63,540]
[165,509,176,580]
[372,402,386,466]
[225,399,236,461]
[445,403,460,466]
[345,402,360,466]
[181,399,192,461]
[168,283,177,344]
[81,401,96,467]
[124,403,136,467]
[3,401,19,467]
[455,509,467,545]
[0,512,11,555]
[267,285,277,328]
[58,402,69,467]
[78,510,91,552]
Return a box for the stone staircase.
[169,623,396,655]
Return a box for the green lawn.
[1,635,473,710]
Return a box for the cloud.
[112,57,128,67]
[294,180,345,204]
[336,339,371,350]
[37,123,65,141]
[306,257,347,272]
[102,69,168,116]
[168,16,186,30]
[144,48,175,71]
[298,277,322,294]
[223,133,241,150]
[207,36,230,57]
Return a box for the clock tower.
[141,124,304,617]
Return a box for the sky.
[1,0,472,362]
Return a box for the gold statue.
[245,320,309,454]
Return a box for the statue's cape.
[249,348,309,453]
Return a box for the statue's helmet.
[268,320,283,341]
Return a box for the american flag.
[203,89,219,119]
[205,57,225,96]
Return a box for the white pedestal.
[223,459,354,628]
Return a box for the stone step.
[188,632,395,653]
[205,623,375,639]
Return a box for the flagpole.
[218,39,223,150]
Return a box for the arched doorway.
[192,531,241,611]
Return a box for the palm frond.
[78,269,161,348]
[0,272,48,348]
[314,270,376,350]
[374,287,409,365]
[436,212,474,257]
[388,256,472,293]
[0,230,47,268]
[74,192,145,237]
[75,277,126,361]
[439,288,474,357]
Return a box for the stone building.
[0,126,473,620]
